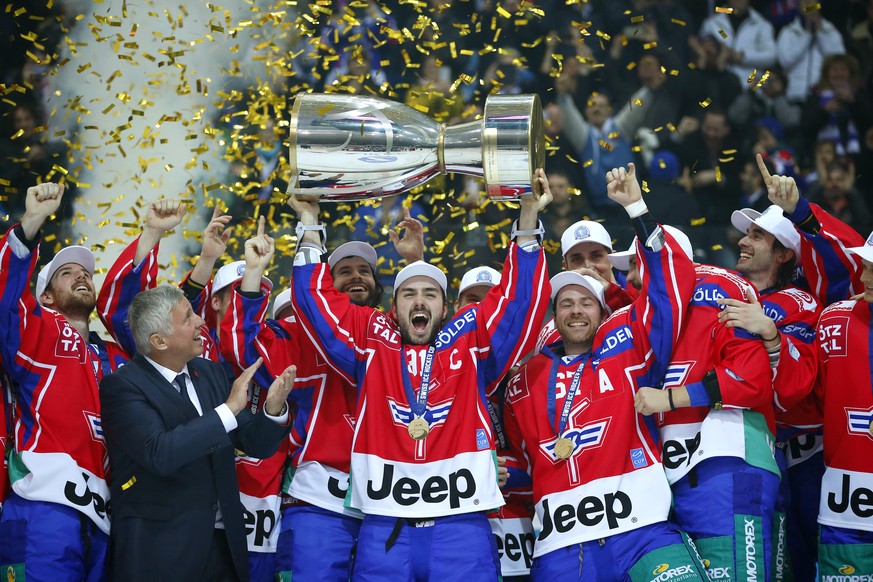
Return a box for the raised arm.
[98,199,184,355]
[475,170,552,387]
[0,184,65,382]
[760,153,865,304]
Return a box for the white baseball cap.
[731,205,801,257]
[847,231,873,263]
[550,271,611,315]
[608,225,694,272]
[271,289,292,319]
[36,246,96,303]
[393,261,448,295]
[212,260,272,295]
[328,241,378,270]
[458,266,501,296]
[561,220,613,257]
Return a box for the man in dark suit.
[100,284,294,582]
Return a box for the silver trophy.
[287,92,544,201]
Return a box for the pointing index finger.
[756,153,772,184]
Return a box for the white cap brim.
[328,241,378,270]
[213,260,272,294]
[394,261,447,295]
[550,271,611,315]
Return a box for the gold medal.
[869,420,873,437]
[408,417,430,440]
[554,437,574,460]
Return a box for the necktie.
[174,373,187,396]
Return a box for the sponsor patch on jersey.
[55,319,86,362]
[505,372,529,404]
[779,287,818,313]
[819,316,849,357]
[845,407,873,440]
[780,322,816,343]
[630,447,648,469]
[691,283,730,309]
[598,325,634,359]
[476,429,489,450]
[761,300,787,323]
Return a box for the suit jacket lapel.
[132,354,200,419]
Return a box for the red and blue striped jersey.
[504,234,696,556]
[219,286,358,517]
[657,265,777,484]
[0,226,143,534]
[291,243,549,518]
[816,299,873,533]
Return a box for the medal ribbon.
[546,353,590,438]
[88,332,113,379]
[400,343,436,419]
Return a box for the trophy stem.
[442,120,485,178]
[437,124,446,175]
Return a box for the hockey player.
[631,227,778,577]
[815,233,873,576]
[289,170,552,581]
[454,266,536,581]
[504,164,705,581]
[220,214,423,581]
[719,201,821,580]
[0,183,171,579]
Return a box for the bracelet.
[667,389,676,411]
[510,219,545,245]
[624,199,648,219]
[294,222,327,253]
[762,331,779,343]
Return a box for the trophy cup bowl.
[287,92,545,201]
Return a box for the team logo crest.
[845,407,873,440]
[236,263,246,276]
[541,420,608,461]
[387,398,453,432]
[865,232,873,247]
[84,411,104,444]
[574,225,590,240]
[476,270,492,283]
[662,363,693,389]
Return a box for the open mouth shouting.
[410,309,431,334]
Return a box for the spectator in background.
[323,49,388,96]
[849,0,873,89]
[685,33,743,111]
[699,0,777,90]
[642,150,701,228]
[543,170,592,274]
[802,53,873,161]
[807,161,873,235]
[671,106,742,227]
[555,78,653,225]
[777,0,846,102]
[542,101,584,180]
[404,55,464,123]
[0,99,74,259]
[738,155,774,213]
[728,67,802,148]
[752,117,799,178]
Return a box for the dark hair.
[772,238,796,289]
